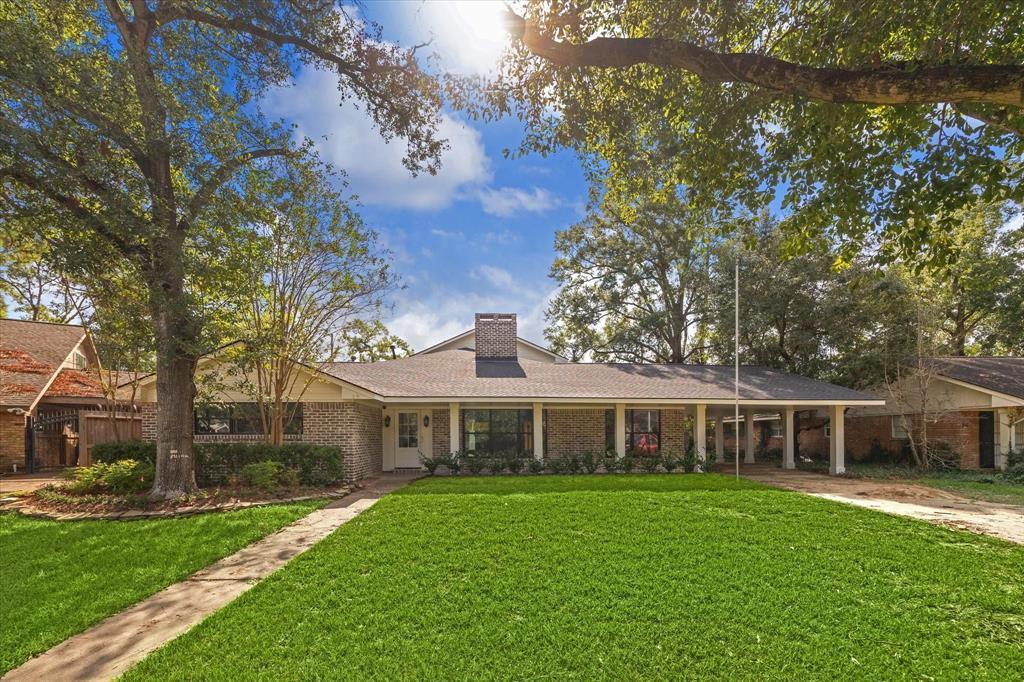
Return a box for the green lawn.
[0,501,324,674]
[124,475,1024,680]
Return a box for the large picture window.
[463,409,538,455]
[627,409,660,454]
[194,403,303,436]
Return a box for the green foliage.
[619,453,636,474]
[1005,449,1024,484]
[339,319,413,362]
[504,452,526,475]
[194,443,342,487]
[661,455,679,473]
[527,458,545,475]
[486,457,506,475]
[464,453,486,475]
[486,2,1024,264]
[602,453,620,473]
[240,461,285,491]
[638,454,661,473]
[679,445,698,473]
[579,452,601,474]
[545,457,568,474]
[92,440,157,465]
[420,455,442,475]
[62,460,154,495]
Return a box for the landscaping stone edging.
[8,485,356,522]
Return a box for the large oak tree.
[0,2,445,497]
[489,1,1024,262]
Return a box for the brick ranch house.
[1,318,140,472]
[133,313,882,482]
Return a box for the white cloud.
[399,1,510,77]
[472,265,516,289]
[265,68,490,210]
[483,229,521,245]
[477,186,560,217]
[430,228,464,239]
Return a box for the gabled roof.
[324,348,880,403]
[0,319,87,407]
[45,368,105,400]
[415,329,567,362]
[933,357,1024,401]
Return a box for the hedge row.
[91,440,343,487]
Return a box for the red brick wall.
[432,408,450,454]
[546,408,606,457]
[0,411,26,472]
[475,313,517,359]
[304,402,382,481]
[141,400,383,482]
[661,409,689,454]
[809,411,984,468]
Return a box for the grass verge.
[125,475,1024,680]
[0,500,324,673]
[843,463,1024,506]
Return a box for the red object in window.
[638,434,658,455]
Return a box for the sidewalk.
[3,473,419,682]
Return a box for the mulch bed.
[8,483,355,521]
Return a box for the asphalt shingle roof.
[0,319,86,406]
[933,357,1024,401]
[323,348,877,403]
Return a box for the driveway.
[737,465,1024,545]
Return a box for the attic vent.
[475,313,517,360]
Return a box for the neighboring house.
[0,318,142,472]
[134,313,882,482]
[840,357,1024,470]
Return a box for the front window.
[770,421,783,438]
[194,402,303,436]
[627,409,660,454]
[463,409,536,455]
[73,351,87,370]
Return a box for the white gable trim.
[415,328,567,361]
[935,374,1024,407]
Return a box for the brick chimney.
[474,313,517,360]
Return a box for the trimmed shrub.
[1005,448,1024,483]
[464,453,486,475]
[505,452,526,474]
[619,453,636,473]
[527,457,545,474]
[448,451,463,475]
[241,460,284,490]
[546,457,568,474]
[639,454,661,473]
[421,455,442,475]
[602,453,619,473]
[194,442,342,487]
[662,455,679,473]
[92,440,156,465]
[487,457,506,475]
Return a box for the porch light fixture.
[384,415,391,428]
[423,415,430,428]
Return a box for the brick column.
[140,402,157,441]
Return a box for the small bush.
[680,444,697,473]
[527,458,545,474]
[487,457,506,475]
[505,453,526,474]
[241,460,284,490]
[448,451,463,475]
[62,459,154,495]
[546,457,568,474]
[639,454,661,473]
[92,440,157,465]
[602,453,619,473]
[1005,448,1024,483]
[279,468,300,488]
[579,452,600,474]
[421,455,441,475]
[662,455,679,473]
[565,456,582,474]
[465,454,486,475]
[194,442,342,487]
[619,454,636,473]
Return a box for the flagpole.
[735,245,740,480]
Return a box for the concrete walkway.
[3,473,419,682]
[738,465,1024,545]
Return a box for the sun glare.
[428,1,510,74]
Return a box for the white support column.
[615,403,626,458]
[533,402,544,461]
[448,402,460,454]
[694,404,707,471]
[744,411,756,464]
[782,407,795,469]
[715,415,724,463]
[997,408,1012,470]
[829,405,846,475]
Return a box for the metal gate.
[27,410,80,472]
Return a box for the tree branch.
[506,12,1024,110]
[180,147,289,230]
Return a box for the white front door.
[396,411,422,468]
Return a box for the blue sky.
[264,1,588,351]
